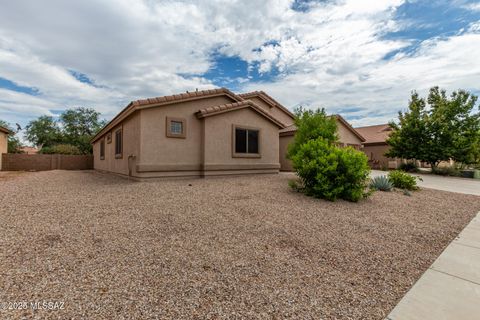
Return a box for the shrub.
[287,108,338,160]
[388,170,419,190]
[399,162,418,173]
[370,175,393,191]
[39,144,82,155]
[290,138,371,202]
[432,166,461,177]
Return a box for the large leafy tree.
[0,120,23,153]
[387,87,480,168]
[24,108,106,154]
[24,115,62,149]
[60,107,106,154]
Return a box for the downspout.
[127,154,136,179]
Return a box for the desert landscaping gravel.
[1,170,479,319]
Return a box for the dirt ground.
[1,170,479,319]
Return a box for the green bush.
[388,170,419,190]
[432,166,461,177]
[370,175,393,191]
[290,138,371,202]
[39,144,82,155]
[399,162,418,173]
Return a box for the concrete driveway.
[371,170,480,196]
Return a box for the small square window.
[170,121,183,135]
[166,117,186,138]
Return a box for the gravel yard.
[1,170,479,319]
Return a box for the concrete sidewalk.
[371,170,480,196]
[386,212,480,320]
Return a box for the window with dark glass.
[115,129,122,158]
[235,128,259,154]
[170,121,183,135]
[100,139,105,160]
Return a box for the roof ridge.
[196,100,286,128]
[91,87,243,143]
[355,123,390,129]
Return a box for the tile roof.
[131,88,242,107]
[279,124,297,136]
[354,124,392,144]
[238,91,295,119]
[196,100,286,128]
[91,88,243,142]
[0,126,12,134]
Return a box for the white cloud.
[0,0,478,130]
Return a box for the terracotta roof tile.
[238,91,295,119]
[0,126,12,134]
[92,87,244,143]
[196,100,286,128]
[355,124,392,144]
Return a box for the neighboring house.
[0,126,11,170]
[19,146,39,154]
[278,115,366,171]
[91,88,287,179]
[355,124,397,169]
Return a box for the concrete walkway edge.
[386,211,480,320]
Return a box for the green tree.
[287,108,370,202]
[24,116,62,148]
[60,107,106,154]
[287,107,338,159]
[0,120,23,153]
[387,87,480,168]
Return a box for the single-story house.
[278,115,366,171]
[91,88,367,178]
[0,126,11,170]
[355,124,398,169]
[91,88,289,179]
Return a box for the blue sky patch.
[382,0,480,59]
[0,77,39,95]
[69,70,103,88]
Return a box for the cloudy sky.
[0,0,479,131]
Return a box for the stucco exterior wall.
[247,96,294,127]
[92,93,290,178]
[135,96,235,177]
[337,121,363,146]
[93,112,140,176]
[361,143,395,169]
[0,131,8,170]
[279,135,294,171]
[202,108,280,175]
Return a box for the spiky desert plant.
[370,175,393,191]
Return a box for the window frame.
[232,125,261,158]
[100,139,105,160]
[115,127,123,159]
[166,117,186,139]
[106,132,112,144]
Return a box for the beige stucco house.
[91,88,288,179]
[0,126,11,170]
[355,124,395,169]
[92,88,366,178]
[278,115,366,171]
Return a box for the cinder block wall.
[1,154,93,171]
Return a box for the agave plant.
[370,175,393,191]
